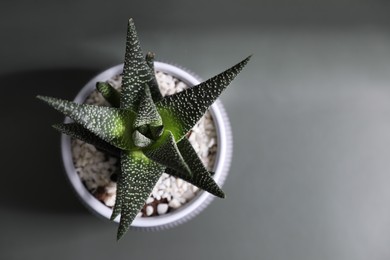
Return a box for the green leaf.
[165,137,225,198]
[132,130,153,148]
[145,51,155,69]
[156,56,251,141]
[144,130,192,178]
[145,51,163,103]
[133,84,162,129]
[115,151,165,240]
[96,82,121,107]
[120,19,158,110]
[53,123,120,156]
[37,95,135,150]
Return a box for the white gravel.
[72,70,218,217]
[157,203,169,215]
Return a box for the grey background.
[2,0,390,259]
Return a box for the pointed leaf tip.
[157,56,252,140]
[133,84,162,129]
[36,95,52,103]
[115,151,165,240]
[145,52,155,68]
[52,123,120,157]
[145,51,163,102]
[96,82,121,107]
[121,18,145,110]
[37,95,135,150]
[121,18,161,110]
[166,138,225,198]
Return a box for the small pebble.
[169,199,181,209]
[105,194,116,207]
[181,182,188,192]
[163,178,171,187]
[177,197,186,204]
[157,203,169,215]
[162,192,171,200]
[182,190,195,200]
[146,206,154,216]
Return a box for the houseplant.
[38,18,251,240]
[62,62,232,230]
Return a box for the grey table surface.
[2,0,390,259]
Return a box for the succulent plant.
[37,18,251,240]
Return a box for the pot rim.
[61,62,233,230]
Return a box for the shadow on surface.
[0,68,100,214]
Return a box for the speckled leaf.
[156,56,251,141]
[145,51,163,102]
[96,82,120,107]
[133,84,162,129]
[145,51,154,69]
[53,123,120,156]
[116,151,165,240]
[144,130,192,178]
[121,19,158,110]
[132,130,153,148]
[37,96,135,150]
[166,137,225,198]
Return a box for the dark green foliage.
[96,82,121,107]
[52,123,120,156]
[37,18,250,240]
[133,84,162,130]
[145,51,163,103]
[36,95,136,150]
[116,151,165,239]
[165,137,225,198]
[156,56,251,141]
[144,130,191,178]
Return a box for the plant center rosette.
[72,71,218,217]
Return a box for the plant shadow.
[0,68,100,214]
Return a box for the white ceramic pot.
[61,62,233,231]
